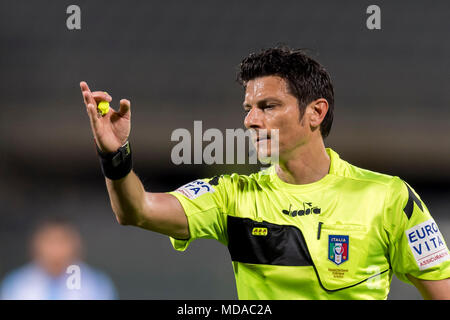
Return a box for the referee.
[80,46,450,299]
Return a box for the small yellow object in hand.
[97,92,110,116]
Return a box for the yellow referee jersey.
[168,148,450,299]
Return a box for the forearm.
[106,170,148,226]
[105,171,189,239]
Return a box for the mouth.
[254,137,271,146]
[250,130,272,145]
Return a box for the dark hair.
[237,46,334,138]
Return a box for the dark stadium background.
[0,0,449,299]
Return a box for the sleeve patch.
[405,219,449,270]
[175,180,215,199]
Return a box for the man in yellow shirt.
[79,46,450,299]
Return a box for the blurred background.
[0,0,449,299]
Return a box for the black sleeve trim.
[403,183,423,219]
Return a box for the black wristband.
[97,141,133,180]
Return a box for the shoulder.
[206,168,272,192]
[335,156,413,203]
[79,263,113,284]
[331,151,422,233]
[1,264,39,284]
[0,264,42,297]
[332,154,396,188]
[330,149,412,207]
[64,262,117,299]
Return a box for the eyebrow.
[243,97,283,109]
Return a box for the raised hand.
[80,81,131,153]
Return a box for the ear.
[308,98,329,128]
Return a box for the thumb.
[118,99,131,117]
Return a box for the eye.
[263,104,276,110]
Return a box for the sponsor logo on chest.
[281,202,321,218]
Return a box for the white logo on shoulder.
[175,180,215,200]
[406,219,449,270]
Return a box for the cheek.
[281,125,303,142]
[265,105,305,142]
[278,118,307,149]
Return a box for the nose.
[244,107,264,129]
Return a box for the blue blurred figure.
[0,218,117,300]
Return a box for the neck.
[275,138,330,185]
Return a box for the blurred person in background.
[0,218,117,300]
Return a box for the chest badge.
[328,235,349,265]
[252,227,268,236]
